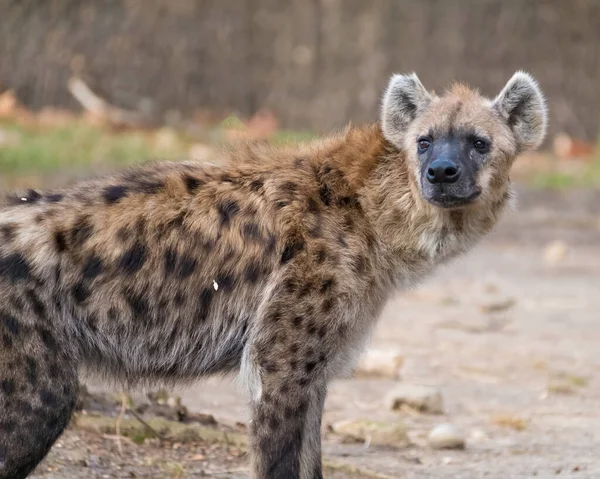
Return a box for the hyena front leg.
[0,302,79,479]
[247,295,335,479]
[249,374,327,479]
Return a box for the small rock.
[543,240,568,265]
[385,384,444,414]
[479,297,516,314]
[355,348,404,379]
[428,423,465,450]
[330,419,410,448]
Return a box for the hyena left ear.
[493,71,548,151]
[381,73,432,147]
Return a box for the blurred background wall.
[0,0,598,143]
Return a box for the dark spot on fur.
[177,256,197,279]
[338,234,348,248]
[281,181,298,193]
[39,389,58,407]
[48,362,61,379]
[249,179,263,191]
[215,273,235,292]
[24,189,42,204]
[244,261,263,283]
[2,333,12,348]
[26,356,37,386]
[306,322,317,335]
[217,200,240,227]
[263,361,279,374]
[281,237,305,264]
[319,185,332,206]
[0,253,30,281]
[1,379,15,396]
[243,222,261,241]
[116,227,129,242]
[339,196,359,208]
[72,282,91,303]
[266,234,277,254]
[292,316,303,328]
[268,415,280,430]
[45,193,63,203]
[174,291,186,306]
[315,247,327,264]
[103,185,129,204]
[196,288,213,318]
[183,175,203,193]
[108,307,118,320]
[70,216,93,247]
[164,248,178,275]
[82,255,103,279]
[320,278,335,293]
[0,224,16,242]
[37,326,57,350]
[0,312,19,336]
[26,290,46,320]
[85,313,98,332]
[305,361,317,374]
[297,377,309,387]
[307,197,320,214]
[125,290,150,320]
[322,299,333,313]
[120,242,147,274]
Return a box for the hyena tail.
[0,305,79,479]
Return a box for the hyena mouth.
[426,186,482,208]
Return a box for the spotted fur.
[0,72,546,478]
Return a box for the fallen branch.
[67,76,149,128]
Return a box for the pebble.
[543,240,568,265]
[428,423,466,450]
[355,348,404,379]
[330,419,410,448]
[385,384,444,414]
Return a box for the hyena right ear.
[492,71,548,151]
[381,73,432,147]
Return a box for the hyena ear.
[381,73,432,147]
[493,71,548,151]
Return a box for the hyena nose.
[426,159,460,184]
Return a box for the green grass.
[527,155,600,189]
[0,118,316,181]
[0,120,160,175]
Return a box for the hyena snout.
[426,158,460,184]
[418,136,482,208]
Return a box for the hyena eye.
[417,138,431,152]
[473,139,489,152]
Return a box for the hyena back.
[0,71,546,478]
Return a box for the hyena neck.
[339,124,513,284]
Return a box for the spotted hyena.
[0,71,546,478]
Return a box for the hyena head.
[381,71,547,208]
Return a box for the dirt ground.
[32,186,600,479]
